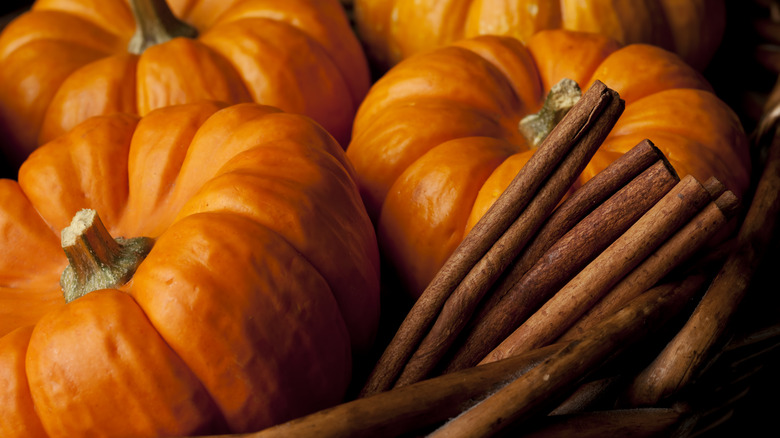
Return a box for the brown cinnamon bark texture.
[428,274,707,438]
[484,140,675,313]
[392,91,625,388]
[447,140,675,367]
[559,188,739,341]
[443,157,679,372]
[359,80,623,396]
[480,174,712,364]
[514,407,686,438]
[624,118,780,407]
[238,344,563,438]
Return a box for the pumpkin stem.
[60,209,154,303]
[519,78,582,148]
[127,0,198,55]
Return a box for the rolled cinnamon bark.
[624,119,780,407]
[243,344,563,438]
[429,274,707,438]
[443,157,679,372]
[359,80,623,396]
[559,189,739,341]
[481,174,712,364]
[392,89,625,388]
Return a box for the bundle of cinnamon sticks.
[216,79,780,438]
[358,80,740,397]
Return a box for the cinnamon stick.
[510,139,676,282]
[230,344,564,438]
[428,274,707,438]
[359,80,622,396]
[558,188,740,341]
[481,174,712,364]
[701,176,727,199]
[442,157,679,372]
[391,92,624,388]
[514,407,686,438]
[549,376,625,416]
[624,120,780,407]
[460,140,675,348]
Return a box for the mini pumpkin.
[346,29,750,298]
[0,0,369,170]
[0,101,381,436]
[353,0,725,72]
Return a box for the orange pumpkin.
[353,0,725,72]
[0,0,369,170]
[0,101,380,436]
[346,29,750,298]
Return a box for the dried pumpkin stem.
[60,209,154,303]
[520,78,582,147]
[127,0,198,55]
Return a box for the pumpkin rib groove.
[208,0,370,111]
[390,0,473,57]
[18,112,137,235]
[209,16,361,112]
[354,46,523,128]
[451,36,545,116]
[167,0,236,30]
[0,284,63,339]
[120,100,226,238]
[39,53,141,146]
[605,89,750,194]
[581,43,712,106]
[25,288,228,436]
[32,0,136,38]
[135,37,254,117]
[526,29,621,93]
[377,136,518,295]
[0,10,122,61]
[174,138,380,349]
[199,18,356,145]
[0,40,109,164]
[349,100,520,223]
[130,211,352,432]
[0,326,48,437]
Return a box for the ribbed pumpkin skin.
[346,30,750,298]
[354,0,725,72]
[0,101,381,436]
[0,0,369,169]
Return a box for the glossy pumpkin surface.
[346,29,750,298]
[0,101,381,436]
[354,0,725,72]
[0,0,369,170]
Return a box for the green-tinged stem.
[520,78,582,147]
[60,209,154,303]
[127,0,198,54]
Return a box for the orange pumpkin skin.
[346,30,750,298]
[0,0,369,169]
[353,0,725,72]
[0,101,381,436]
